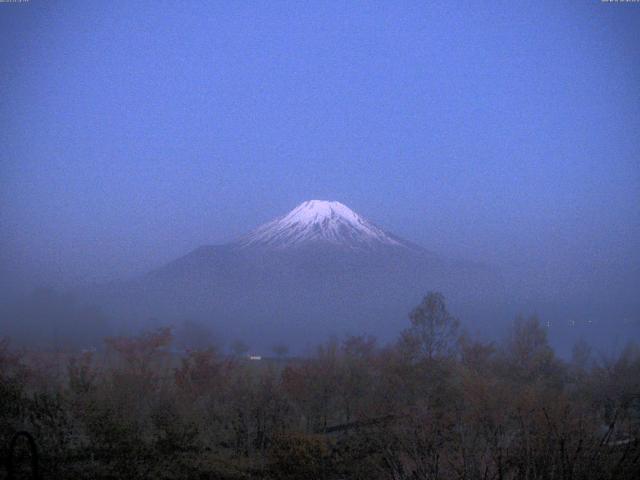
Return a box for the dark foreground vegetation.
[1,293,639,479]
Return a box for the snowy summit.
[236,200,406,250]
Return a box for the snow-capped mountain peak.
[235,200,407,250]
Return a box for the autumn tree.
[399,292,460,361]
[502,315,560,383]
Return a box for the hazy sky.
[1,1,639,306]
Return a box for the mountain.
[235,200,412,251]
[87,201,504,350]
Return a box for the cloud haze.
[1,2,638,351]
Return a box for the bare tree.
[399,292,460,361]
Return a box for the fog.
[3,4,640,479]
[1,1,639,356]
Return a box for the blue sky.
[1,1,639,309]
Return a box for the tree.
[174,319,217,351]
[503,315,559,382]
[231,339,249,358]
[399,292,460,361]
[272,343,290,359]
[459,332,495,373]
[104,326,173,375]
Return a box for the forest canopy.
[1,293,639,479]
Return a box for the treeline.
[1,292,639,479]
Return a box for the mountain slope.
[87,200,504,350]
[236,200,411,251]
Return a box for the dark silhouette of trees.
[174,319,218,351]
[230,339,249,358]
[1,292,638,479]
[272,343,289,359]
[399,291,460,361]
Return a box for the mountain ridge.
[234,200,416,252]
[84,200,504,349]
